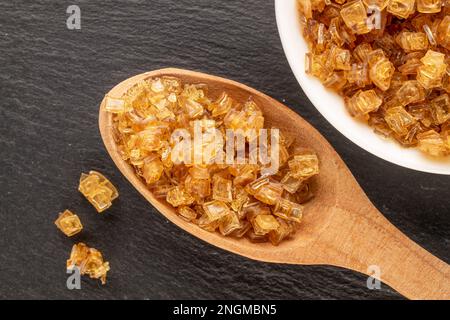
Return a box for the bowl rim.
[274,0,450,175]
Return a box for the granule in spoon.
[105,76,320,245]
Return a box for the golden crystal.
[340,0,371,34]
[387,0,415,19]
[346,89,382,117]
[417,50,447,89]
[395,32,429,52]
[203,200,231,222]
[67,243,110,285]
[252,215,280,236]
[384,107,417,136]
[55,209,83,237]
[369,57,395,91]
[79,171,118,213]
[417,0,442,13]
[288,152,320,179]
[177,206,198,222]
[417,130,448,156]
[273,198,304,223]
[212,175,233,202]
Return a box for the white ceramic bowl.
[275,0,450,175]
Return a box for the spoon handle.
[327,204,450,300]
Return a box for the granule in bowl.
[298,0,450,156]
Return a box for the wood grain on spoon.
[99,68,450,300]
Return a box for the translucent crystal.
[278,144,291,167]
[196,213,220,232]
[189,166,210,180]
[104,95,126,113]
[417,0,442,13]
[353,43,373,63]
[298,0,313,18]
[305,52,332,81]
[79,171,118,213]
[323,72,347,91]
[230,186,249,217]
[340,0,371,34]
[387,0,415,19]
[366,49,386,67]
[203,200,231,222]
[384,107,417,136]
[177,206,197,222]
[346,89,382,117]
[441,123,450,150]
[423,24,438,46]
[395,32,429,52]
[443,73,450,94]
[231,221,251,238]
[153,99,175,121]
[212,175,233,202]
[166,186,195,207]
[80,248,110,285]
[209,92,234,118]
[408,103,433,127]
[245,177,269,194]
[219,211,241,236]
[67,243,89,269]
[137,128,167,152]
[281,172,304,194]
[244,202,272,222]
[417,50,447,89]
[268,218,295,246]
[363,0,389,9]
[142,157,164,184]
[55,210,83,237]
[229,164,257,186]
[395,122,424,147]
[258,183,283,205]
[398,58,423,75]
[273,198,304,223]
[251,215,280,235]
[345,63,370,87]
[247,231,268,243]
[184,99,204,119]
[417,130,448,156]
[331,46,352,70]
[396,81,427,107]
[223,101,264,138]
[288,152,320,179]
[328,17,345,47]
[185,175,211,200]
[430,94,450,125]
[67,243,110,285]
[369,57,395,91]
[437,16,450,50]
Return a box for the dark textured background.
[0,0,448,300]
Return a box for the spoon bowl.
[99,68,449,299]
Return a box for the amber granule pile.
[298,0,450,156]
[55,209,83,237]
[67,243,110,285]
[105,77,320,245]
[79,171,119,213]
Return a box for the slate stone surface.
[0,0,448,300]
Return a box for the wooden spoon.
[99,68,449,300]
